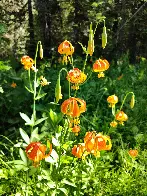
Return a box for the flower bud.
[40,44,43,59]
[130,94,135,109]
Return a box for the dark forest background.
[0,0,147,63]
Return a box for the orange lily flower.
[26,142,52,167]
[84,131,96,152]
[67,68,87,84]
[21,55,34,70]
[95,134,112,151]
[115,111,128,125]
[58,40,74,64]
[72,143,89,159]
[61,97,86,117]
[58,40,74,56]
[128,149,138,158]
[107,95,118,107]
[84,132,112,154]
[93,59,110,78]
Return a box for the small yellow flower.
[110,120,118,127]
[98,72,105,78]
[31,65,38,72]
[40,76,50,86]
[71,85,79,90]
[11,82,17,88]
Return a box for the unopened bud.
[130,94,135,109]
[40,44,43,59]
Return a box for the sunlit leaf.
[61,179,76,187]
[19,128,30,144]
[19,112,32,124]
[19,148,27,165]
[34,117,48,126]
[35,93,47,100]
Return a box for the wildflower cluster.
[107,93,135,127]
[61,97,86,135]
[72,131,112,159]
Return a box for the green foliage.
[0,27,147,195]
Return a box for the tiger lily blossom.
[26,141,52,167]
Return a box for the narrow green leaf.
[58,188,68,195]
[7,160,26,165]
[19,112,32,124]
[55,76,62,103]
[19,148,27,165]
[19,128,30,144]
[35,93,47,100]
[25,86,34,93]
[34,117,48,126]
[49,109,57,123]
[61,179,76,187]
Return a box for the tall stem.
[83,53,88,72]
[59,68,70,98]
[25,170,29,196]
[33,41,41,122]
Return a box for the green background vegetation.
[0,0,147,195]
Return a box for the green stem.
[120,92,134,111]
[55,128,64,195]
[36,85,42,97]
[28,69,33,91]
[0,135,14,145]
[83,53,88,72]
[59,68,71,98]
[33,41,41,123]
[71,55,74,69]
[26,170,29,196]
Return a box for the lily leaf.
[35,93,47,100]
[19,112,32,124]
[34,117,48,126]
[19,128,30,144]
[25,86,34,93]
[19,148,27,165]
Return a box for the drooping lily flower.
[107,95,118,107]
[21,56,34,70]
[61,97,86,117]
[93,59,110,78]
[67,68,87,90]
[95,134,112,151]
[84,132,112,156]
[58,40,74,64]
[26,141,52,167]
[115,111,128,125]
[72,143,89,159]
